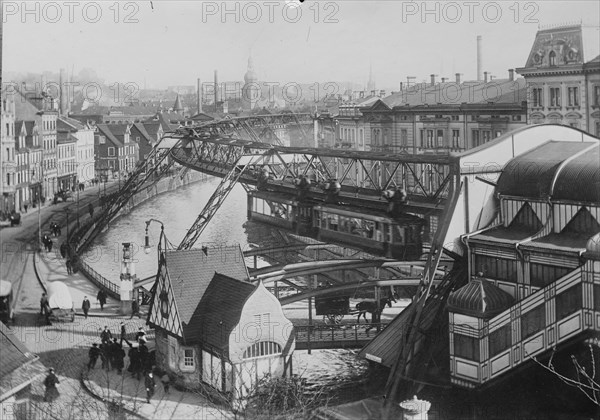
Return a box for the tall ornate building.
[242,56,260,110]
[516,24,600,136]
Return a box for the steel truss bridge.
[77,112,467,407]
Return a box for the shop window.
[521,305,545,339]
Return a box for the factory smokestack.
[214,70,219,104]
[197,78,202,113]
[59,68,67,116]
[477,35,483,81]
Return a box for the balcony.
[449,261,599,389]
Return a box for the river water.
[88,177,373,406]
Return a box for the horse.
[355,296,396,324]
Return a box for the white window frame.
[107,147,115,157]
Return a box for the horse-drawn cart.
[315,296,350,324]
[46,281,75,322]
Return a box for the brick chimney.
[508,69,514,81]
[441,77,448,83]
[455,73,462,84]
[430,74,436,86]
[484,71,488,83]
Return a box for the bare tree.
[530,338,600,407]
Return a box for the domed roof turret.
[585,233,600,260]
[448,278,514,318]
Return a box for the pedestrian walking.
[88,202,94,219]
[119,322,131,346]
[24,203,28,213]
[40,293,48,315]
[81,296,91,319]
[160,372,170,394]
[136,327,147,343]
[88,343,100,369]
[145,371,155,404]
[139,342,149,372]
[130,299,140,319]
[43,368,60,402]
[100,325,112,344]
[97,289,107,311]
[66,259,72,275]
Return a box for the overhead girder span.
[250,259,431,278]
[278,277,429,306]
[248,259,446,284]
[171,125,458,211]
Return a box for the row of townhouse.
[0,87,171,214]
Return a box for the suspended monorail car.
[312,204,425,260]
[247,190,426,260]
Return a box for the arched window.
[549,51,556,66]
[243,341,282,359]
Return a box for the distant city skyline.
[3,1,599,91]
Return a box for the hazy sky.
[3,1,600,90]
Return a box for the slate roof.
[374,78,527,109]
[57,116,86,131]
[95,124,123,147]
[163,247,250,342]
[131,123,152,142]
[142,122,163,140]
[189,273,255,354]
[0,323,47,400]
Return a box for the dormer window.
[549,51,557,66]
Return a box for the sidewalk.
[34,247,123,317]
[33,235,234,419]
[83,367,233,419]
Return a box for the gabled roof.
[103,123,130,137]
[0,323,47,400]
[95,124,123,147]
[57,132,78,144]
[188,273,255,353]
[190,112,215,121]
[131,123,152,143]
[141,122,163,140]
[157,247,250,342]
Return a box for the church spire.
[173,93,184,113]
[367,64,375,93]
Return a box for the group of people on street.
[86,324,168,403]
[42,234,53,252]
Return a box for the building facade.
[56,133,77,192]
[58,117,95,185]
[94,124,139,180]
[1,92,16,213]
[359,74,528,154]
[14,90,59,200]
[516,24,600,137]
